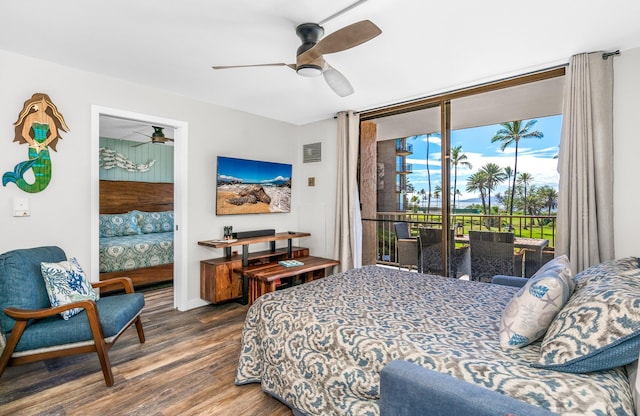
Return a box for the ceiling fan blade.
[133,130,151,139]
[212,63,296,70]
[301,20,381,62]
[132,141,151,147]
[323,63,354,97]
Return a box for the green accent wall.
[99,137,174,183]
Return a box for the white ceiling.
[1,1,639,126]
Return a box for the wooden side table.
[238,256,340,305]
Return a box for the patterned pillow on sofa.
[133,210,174,234]
[499,255,574,349]
[534,257,640,373]
[41,257,99,320]
[99,212,141,237]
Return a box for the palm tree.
[480,163,507,215]
[517,172,534,215]
[466,171,488,214]
[539,185,558,215]
[433,185,441,209]
[419,188,426,211]
[450,145,472,210]
[491,120,543,221]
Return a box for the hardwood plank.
[0,287,292,416]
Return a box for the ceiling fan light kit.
[132,126,174,147]
[296,65,323,77]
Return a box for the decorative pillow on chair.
[99,212,141,237]
[499,255,574,349]
[534,258,640,373]
[40,257,99,320]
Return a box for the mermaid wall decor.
[2,93,69,193]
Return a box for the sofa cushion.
[0,246,66,333]
[535,257,640,373]
[132,210,174,234]
[99,212,141,238]
[41,257,99,320]
[14,293,144,352]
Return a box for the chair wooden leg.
[134,316,145,344]
[0,320,27,379]
[85,303,114,387]
[94,339,114,387]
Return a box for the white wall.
[613,46,640,258]
[0,49,338,310]
[294,118,338,259]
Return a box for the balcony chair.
[0,246,145,387]
[393,222,418,270]
[468,231,522,283]
[417,228,470,277]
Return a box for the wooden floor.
[0,287,292,416]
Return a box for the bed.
[235,258,640,415]
[99,180,174,288]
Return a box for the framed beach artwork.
[216,156,292,215]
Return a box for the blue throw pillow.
[99,212,141,237]
[40,257,99,320]
[534,257,640,373]
[132,210,174,234]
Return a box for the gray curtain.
[333,111,362,271]
[557,52,614,273]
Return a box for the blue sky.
[217,156,291,183]
[405,115,562,202]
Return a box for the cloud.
[406,152,559,201]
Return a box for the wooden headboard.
[100,180,174,214]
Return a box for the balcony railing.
[370,211,556,267]
[396,143,413,154]
[396,163,413,174]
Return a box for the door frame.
[90,105,189,310]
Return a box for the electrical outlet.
[308,177,316,186]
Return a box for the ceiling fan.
[132,126,174,147]
[211,0,381,97]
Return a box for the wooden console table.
[198,232,311,304]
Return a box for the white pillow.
[499,255,574,349]
[40,257,99,320]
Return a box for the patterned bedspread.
[235,266,635,416]
[99,232,173,273]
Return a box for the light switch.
[13,197,30,217]
[308,177,316,187]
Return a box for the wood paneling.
[99,264,174,292]
[0,287,292,416]
[99,180,174,214]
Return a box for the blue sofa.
[380,360,556,416]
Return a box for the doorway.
[91,106,189,310]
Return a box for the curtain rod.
[602,50,620,60]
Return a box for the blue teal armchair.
[0,246,145,386]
